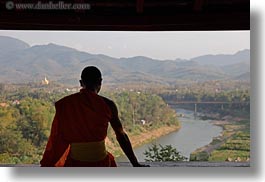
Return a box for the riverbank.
[130,125,181,147]
[190,115,250,162]
[106,124,181,158]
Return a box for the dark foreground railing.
[0,162,250,167]
[118,162,250,167]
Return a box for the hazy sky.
[0,30,249,60]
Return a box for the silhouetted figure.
[40,66,146,167]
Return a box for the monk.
[40,66,147,167]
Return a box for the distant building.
[140,119,146,125]
[41,77,49,85]
[66,87,79,92]
[12,100,20,105]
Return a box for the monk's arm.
[105,99,143,167]
[114,126,140,167]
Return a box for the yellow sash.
[70,140,107,162]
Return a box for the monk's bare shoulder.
[55,92,80,106]
[100,96,121,128]
[100,96,116,110]
[100,96,120,119]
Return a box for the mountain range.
[0,36,250,86]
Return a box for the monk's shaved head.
[81,66,102,89]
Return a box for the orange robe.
[40,89,117,167]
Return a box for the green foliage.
[208,150,250,162]
[0,106,19,128]
[189,151,209,161]
[103,91,179,132]
[0,128,41,164]
[16,98,54,146]
[144,144,187,162]
[0,86,61,164]
[219,140,250,151]
[208,130,250,162]
[1,86,179,164]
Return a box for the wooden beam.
[0,0,249,31]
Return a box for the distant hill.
[221,61,250,76]
[0,36,30,55]
[190,49,250,66]
[233,72,250,81]
[0,36,250,86]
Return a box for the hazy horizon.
[0,31,249,60]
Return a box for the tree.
[144,144,187,162]
[17,97,54,146]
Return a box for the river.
[116,108,223,162]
